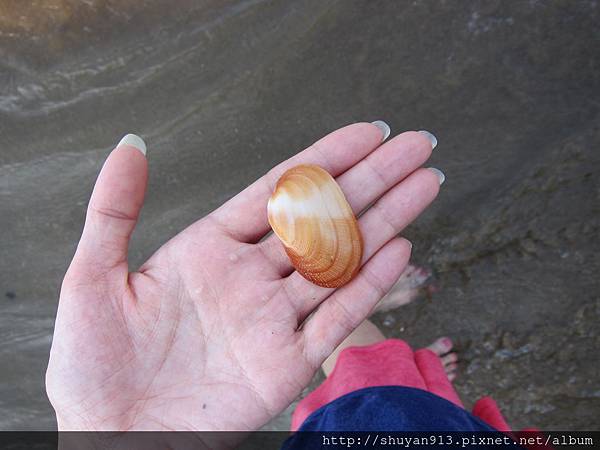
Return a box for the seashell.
[267,164,363,288]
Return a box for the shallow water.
[1,0,599,430]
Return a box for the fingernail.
[418,130,438,150]
[117,133,146,156]
[428,167,445,185]
[371,120,391,142]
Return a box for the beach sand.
[0,0,598,430]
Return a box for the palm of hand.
[50,225,314,431]
[47,124,439,430]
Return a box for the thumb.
[73,134,148,274]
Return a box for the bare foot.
[373,264,432,314]
[427,337,459,381]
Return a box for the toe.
[441,353,458,366]
[427,337,453,356]
[445,362,458,373]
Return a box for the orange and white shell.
[267,164,363,288]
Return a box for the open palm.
[46,123,440,431]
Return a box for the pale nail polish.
[418,130,438,150]
[371,120,391,142]
[428,167,445,185]
[117,133,146,156]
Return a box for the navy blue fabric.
[282,386,519,449]
[294,386,498,432]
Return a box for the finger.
[258,130,436,274]
[359,167,442,259]
[210,122,387,242]
[284,167,443,320]
[340,130,436,213]
[301,237,411,367]
[73,134,148,273]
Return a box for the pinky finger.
[301,237,412,368]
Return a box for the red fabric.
[414,348,463,408]
[292,339,466,430]
[291,338,511,432]
[472,396,511,432]
[471,401,549,450]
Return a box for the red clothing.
[292,339,510,431]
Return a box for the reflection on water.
[0,0,599,431]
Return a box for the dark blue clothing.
[283,386,520,449]
[298,386,496,431]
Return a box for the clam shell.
[267,164,363,288]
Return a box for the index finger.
[210,122,388,242]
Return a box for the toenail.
[443,337,452,349]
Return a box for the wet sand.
[1,0,599,430]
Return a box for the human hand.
[46,123,441,431]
